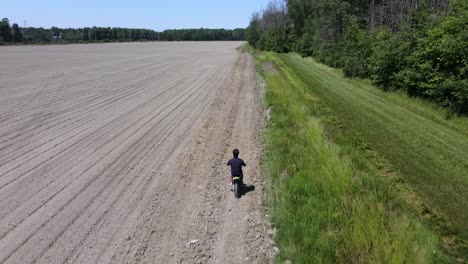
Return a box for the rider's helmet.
[233,149,240,158]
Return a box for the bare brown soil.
[0,42,273,263]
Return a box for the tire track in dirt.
[127,52,276,264]
[0,59,224,241]
[0,42,273,264]
[0,63,206,191]
[6,64,227,264]
[0,59,195,162]
[0,66,202,186]
[0,57,190,131]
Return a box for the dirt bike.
[232,176,242,198]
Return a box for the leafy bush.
[368,30,412,90]
[262,30,287,53]
[340,19,371,78]
[295,32,314,57]
[400,0,468,113]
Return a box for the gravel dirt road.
[0,42,274,263]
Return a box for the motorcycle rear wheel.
[233,182,240,198]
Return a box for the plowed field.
[0,42,273,263]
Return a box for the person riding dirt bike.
[227,149,246,188]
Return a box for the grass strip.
[278,53,468,242]
[251,49,453,263]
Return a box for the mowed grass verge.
[278,54,468,238]
[253,50,449,263]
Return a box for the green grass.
[278,54,468,238]
[252,50,450,263]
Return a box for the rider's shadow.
[240,184,255,197]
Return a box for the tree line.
[247,0,467,115]
[0,18,245,44]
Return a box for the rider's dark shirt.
[227,157,246,176]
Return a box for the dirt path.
[172,52,275,264]
[0,43,273,263]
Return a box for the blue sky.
[2,0,270,30]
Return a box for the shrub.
[340,18,372,78]
[400,0,468,113]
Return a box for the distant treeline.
[0,18,246,44]
[246,0,467,114]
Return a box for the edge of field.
[245,45,466,263]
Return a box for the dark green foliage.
[11,23,23,42]
[17,26,161,43]
[399,0,468,113]
[246,0,288,52]
[368,29,412,90]
[340,18,371,78]
[249,0,466,114]
[0,19,246,44]
[294,32,314,57]
[246,13,261,48]
[258,29,288,52]
[0,18,13,42]
[161,28,245,41]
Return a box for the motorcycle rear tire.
[233,182,240,198]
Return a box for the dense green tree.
[51,26,60,38]
[82,27,90,41]
[340,18,371,78]
[246,0,288,51]
[160,28,245,41]
[11,23,23,42]
[399,0,468,113]
[246,13,261,48]
[29,27,51,42]
[0,18,13,42]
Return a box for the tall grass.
[278,54,468,240]
[254,50,448,263]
